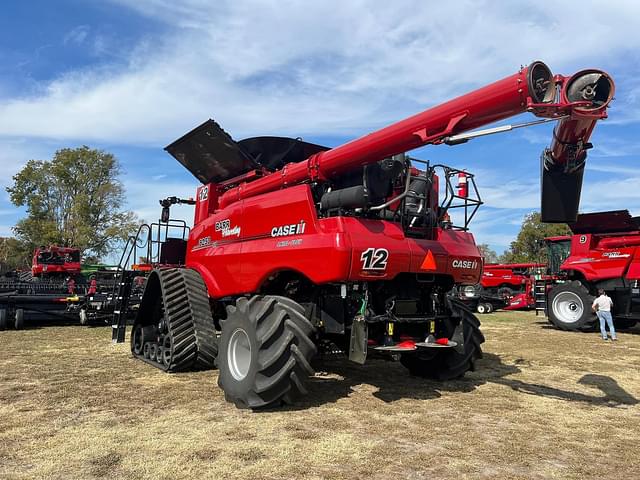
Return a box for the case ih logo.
[452,259,478,269]
[271,221,306,237]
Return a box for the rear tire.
[14,309,24,330]
[498,286,514,298]
[400,298,484,380]
[548,281,595,331]
[217,295,317,409]
[613,318,637,329]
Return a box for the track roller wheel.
[149,343,158,361]
[14,309,24,330]
[548,281,595,331]
[131,268,218,372]
[400,298,484,380]
[217,295,317,409]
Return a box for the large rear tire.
[548,281,595,331]
[400,298,484,380]
[217,295,316,409]
[613,318,637,329]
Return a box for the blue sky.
[1,0,640,257]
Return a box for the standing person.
[592,288,616,341]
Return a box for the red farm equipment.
[458,263,546,314]
[546,210,640,331]
[31,245,82,279]
[110,61,614,409]
[0,246,87,330]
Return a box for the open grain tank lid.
[165,119,329,184]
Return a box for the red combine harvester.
[31,245,82,279]
[111,61,614,409]
[546,210,640,331]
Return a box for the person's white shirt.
[592,294,613,312]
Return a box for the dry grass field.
[1,311,639,480]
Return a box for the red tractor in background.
[111,61,614,409]
[31,245,82,280]
[546,210,640,331]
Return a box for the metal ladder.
[110,224,151,343]
[111,270,136,342]
[534,278,548,316]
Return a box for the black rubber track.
[400,298,485,380]
[217,295,317,409]
[131,268,217,372]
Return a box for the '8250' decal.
[360,248,389,270]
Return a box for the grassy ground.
[1,311,639,480]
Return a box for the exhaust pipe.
[540,69,615,223]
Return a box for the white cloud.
[1,1,639,145]
[63,25,90,46]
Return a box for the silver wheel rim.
[552,291,584,324]
[228,328,252,381]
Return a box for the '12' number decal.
[361,248,389,270]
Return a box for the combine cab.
[547,210,640,331]
[112,61,614,409]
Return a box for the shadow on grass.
[279,353,638,411]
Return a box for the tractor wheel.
[548,281,595,331]
[0,310,7,331]
[14,309,24,330]
[613,318,637,329]
[400,298,484,380]
[476,303,487,314]
[498,287,514,298]
[217,295,317,409]
[131,268,217,372]
[485,302,494,314]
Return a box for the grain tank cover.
[165,119,259,184]
[569,210,640,234]
[238,136,329,171]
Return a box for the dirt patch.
[0,312,639,479]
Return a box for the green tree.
[502,211,571,263]
[0,237,31,272]
[6,146,138,259]
[477,243,499,263]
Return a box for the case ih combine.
[547,210,640,331]
[111,61,614,409]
